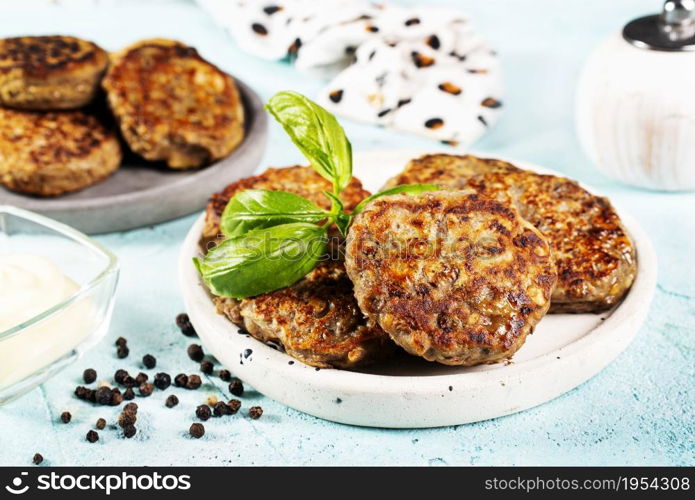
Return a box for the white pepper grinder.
[576,0,695,191]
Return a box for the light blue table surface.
[1,0,693,466]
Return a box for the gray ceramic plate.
[0,78,268,234]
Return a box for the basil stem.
[352,184,440,214]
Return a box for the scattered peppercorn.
[118,411,137,428]
[123,375,136,388]
[95,386,113,405]
[206,396,218,407]
[111,389,123,406]
[142,354,156,369]
[200,360,214,375]
[187,344,204,362]
[186,374,202,390]
[153,372,171,390]
[117,346,129,359]
[123,387,135,400]
[228,379,244,397]
[86,430,99,443]
[165,395,179,408]
[174,373,188,387]
[123,402,138,414]
[114,369,129,385]
[83,368,97,384]
[196,404,212,421]
[248,406,263,419]
[176,313,197,337]
[135,372,148,385]
[60,411,71,424]
[139,382,154,397]
[115,337,127,347]
[213,401,231,417]
[189,423,205,438]
[219,369,232,382]
[227,399,241,414]
[75,386,95,402]
[33,453,43,465]
[123,424,137,439]
[96,418,106,430]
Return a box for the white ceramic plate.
[178,151,657,428]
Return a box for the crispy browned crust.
[464,171,637,312]
[0,108,122,196]
[102,38,244,169]
[0,35,108,110]
[382,153,520,190]
[232,260,394,369]
[201,165,371,250]
[345,191,556,366]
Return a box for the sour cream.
[0,253,90,391]
[0,253,79,332]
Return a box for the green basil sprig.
[194,91,437,299]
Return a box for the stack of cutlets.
[0,36,245,197]
[206,155,636,368]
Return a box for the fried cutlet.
[0,35,108,110]
[345,191,556,366]
[0,108,121,196]
[102,38,244,169]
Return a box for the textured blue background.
[0,0,693,466]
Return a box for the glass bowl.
[0,205,119,405]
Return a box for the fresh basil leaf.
[266,91,352,193]
[221,189,329,238]
[352,184,440,214]
[193,223,328,299]
[321,190,343,214]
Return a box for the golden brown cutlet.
[345,191,556,366]
[0,108,122,197]
[102,38,244,169]
[0,35,108,110]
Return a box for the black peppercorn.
[60,411,71,424]
[154,372,171,390]
[174,373,188,387]
[219,369,232,382]
[123,402,138,414]
[139,383,154,397]
[86,430,99,443]
[123,424,137,439]
[83,368,97,384]
[187,344,204,362]
[111,389,123,406]
[33,453,43,465]
[165,395,179,408]
[248,406,263,419]
[122,375,136,388]
[213,401,231,417]
[117,346,129,359]
[135,372,148,385]
[114,369,129,385]
[200,360,214,375]
[186,374,202,390]
[176,313,197,337]
[96,418,106,430]
[115,337,127,347]
[95,386,113,405]
[227,399,241,414]
[142,354,156,369]
[228,378,244,397]
[189,423,205,438]
[118,411,136,428]
[195,405,212,421]
[123,387,135,400]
